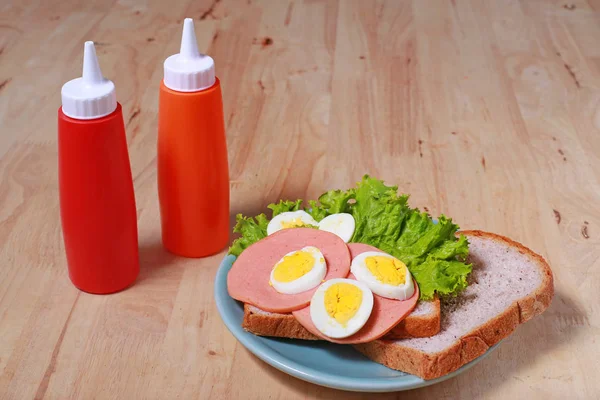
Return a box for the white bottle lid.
[163,18,216,92]
[61,41,117,120]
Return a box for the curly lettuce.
[268,199,303,217]
[228,176,471,300]
[228,214,269,257]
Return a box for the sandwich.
[225,176,554,380]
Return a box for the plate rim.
[215,253,500,392]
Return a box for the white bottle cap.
[163,18,216,92]
[61,41,117,120]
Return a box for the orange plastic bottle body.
[157,78,230,257]
[58,104,139,294]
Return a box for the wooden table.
[1,0,598,398]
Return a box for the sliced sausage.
[291,244,419,344]
[227,228,351,313]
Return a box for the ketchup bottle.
[158,18,229,258]
[58,41,139,294]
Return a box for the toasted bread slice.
[354,230,554,380]
[242,296,441,340]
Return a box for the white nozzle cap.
[163,18,215,92]
[61,41,117,120]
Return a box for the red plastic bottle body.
[157,78,229,257]
[58,103,139,294]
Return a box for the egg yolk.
[272,251,315,282]
[324,283,363,326]
[280,218,308,229]
[365,256,407,286]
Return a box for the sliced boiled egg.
[269,246,327,294]
[267,210,318,235]
[351,251,415,300]
[318,213,355,243]
[310,278,373,338]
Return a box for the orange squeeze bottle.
[158,18,230,257]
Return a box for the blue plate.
[215,254,500,392]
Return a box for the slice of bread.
[243,303,319,340]
[353,230,554,380]
[386,296,441,339]
[242,297,441,339]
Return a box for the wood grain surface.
[1,0,599,398]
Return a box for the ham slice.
[227,228,351,313]
[291,243,419,344]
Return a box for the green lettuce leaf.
[410,258,472,299]
[306,189,355,221]
[228,213,269,257]
[306,200,328,221]
[428,234,470,260]
[268,199,303,217]
[349,176,410,249]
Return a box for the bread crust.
[242,304,319,340]
[242,297,441,340]
[353,230,555,380]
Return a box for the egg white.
[309,278,373,339]
[318,213,355,243]
[269,246,327,294]
[351,251,415,300]
[267,210,318,236]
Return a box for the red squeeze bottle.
[157,18,229,257]
[58,41,139,294]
